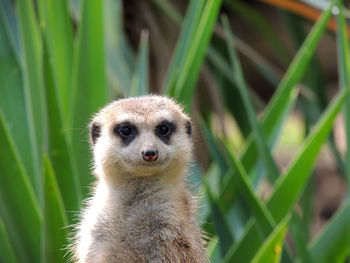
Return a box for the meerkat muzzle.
[142,149,158,162]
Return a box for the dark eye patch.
[90,122,101,145]
[155,120,176,144]
[113,121,138,145]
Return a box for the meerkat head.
[89,95,192,180]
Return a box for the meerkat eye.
[114,122,138,145]
[120,126,132,137]
[156,121,176,144]
[159,125,170,136]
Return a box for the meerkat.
[72,95,207,263]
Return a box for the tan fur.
[72,95,206,263]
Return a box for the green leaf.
[218,89,297,218]
[284,10,345,174]
[205,45,250,136]
[289,182,313,262]
[336,0,350,191]
[173,0,222,111]
[220,0,337,208]
[0,8,36,189]
[37,0,74,125]
[220,145,280,263]
[260,0,337,142]
[222,15,280,182]
[199,118,229,175]
[267,88,348,222]
[17,0,47,197]
[0,219,18,263]
[224,0,290,66]
[71,0,108,195]
[152,0,281,89]
[150,0,182,25]
[206,236,219,261]
[164,0,205,93]
[308,202,350,263]
[0,108,42,262]
[130,30,149,97]
[222,219,263,263]
[336,0,350,94]
[43,43,82,221]
[201,4,337,256]
[42,154,69,263]
[224,145,276,236]
[225,87,347,263]
[105,0,133,95]
[206,184,234,256]
[251,216,290,263]
[0,0,22,64]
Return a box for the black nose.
[142,149,158,162]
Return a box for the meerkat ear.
[90,122,101,145]
[185,121,192,137]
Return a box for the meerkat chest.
[103,196,178,241]
[85,198,180,262]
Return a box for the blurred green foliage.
[0,0,350,262]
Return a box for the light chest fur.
[72,95,206,263]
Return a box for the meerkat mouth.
[127,160,165,168]
[138,159,170,169]
[140,162,158,167]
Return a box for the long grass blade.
[224,145,276,236]
[206,237,221,263]
[0,0,22,64]
[105,0,133,96]
[159,0,282,88]
[206,184,235,256]
[71,0,108,195]
[199,119,229,175]
[172,0,222,111]
[267,88,348,222]
[0,219,18,263]
[201,2,335,262]
[289,183,313,262]
[285,9,346,174]
[261,0,337,136]
[336,0,350,194]
[222,15,280,182]
[225,88,347,262]
[201,121,278,260]
[251,216,290,263]
[220,89,297,213]
[37,0,74,125]
[164,0,205,92]
[42,154,69,263]
[0,11,36,189]
[0,108,42,262]
[222,219,263,263]
[220,0,337,207]
[308,202,350,263]
[17,0,47,197]
[224,0,290,66]
[43,46,82,221]
[150,0,182,25]
[130,30,149,97]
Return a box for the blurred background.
[125,0,348,238]
[1,0,350,262]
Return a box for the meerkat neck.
[99,170,187,212]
